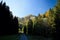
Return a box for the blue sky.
[0,0,57,18]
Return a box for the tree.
[0,1,18,35]
[27,19,33,35]
[13,16,18,34]
[24,25,27,34]
[52,0,60,40]
[54,6,60,40]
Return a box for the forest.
[18,0,60,40]
[0,1,18,35]
[0,0,60,40]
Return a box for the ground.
[0,34,53,40]
[0,35,17,40]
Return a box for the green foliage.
[53,0,60,39]
[18,0,60,38]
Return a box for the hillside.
[18,14,36,25]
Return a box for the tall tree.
[13,16,18,34]
[27,19,33,35]
[53,0,60,40]
[0,1,18,35]
[54,6,60,40]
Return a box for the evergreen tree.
[53,0,60,40]
[0,1,18,35]
[27,19,33,35]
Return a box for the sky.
[0,0,57,18]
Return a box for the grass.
[0,35,18,40]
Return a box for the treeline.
[0,1,18,35]
[19,0,60,39]
[23,9,56,37]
